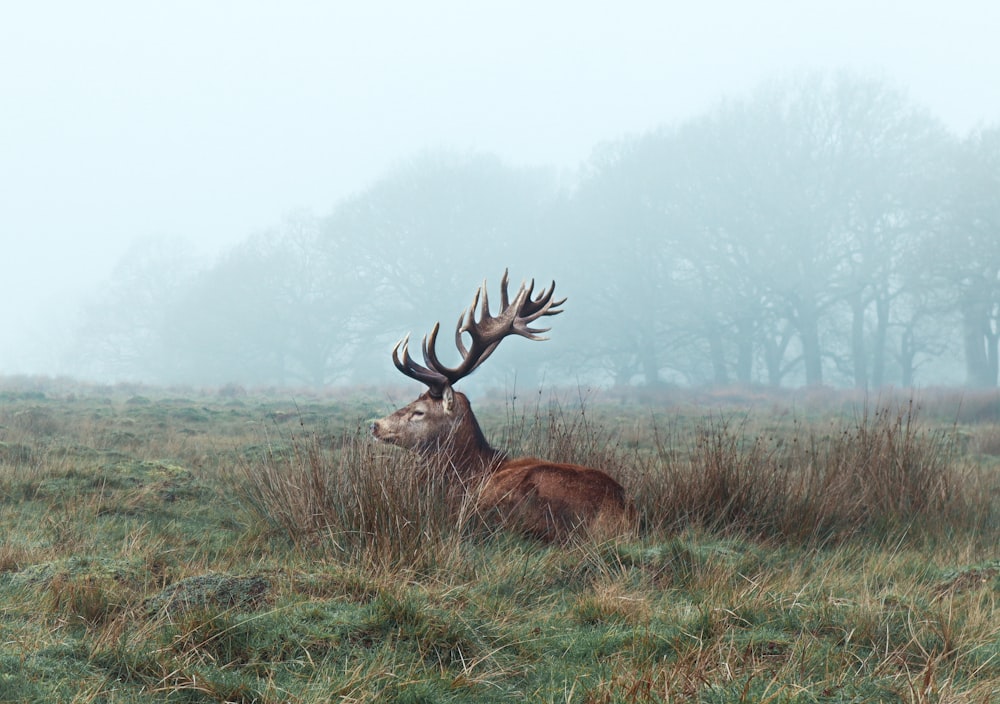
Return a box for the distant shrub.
[0,441,33,465]
[10,407,60,435]
[971,423,1000,455]
[216,383,247,400]
[921,387,1000,423]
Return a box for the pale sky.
[2,1,999,373]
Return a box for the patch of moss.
[936,559,1000,594]
[99,458,193,485]
[145,573,271,616]
[9,555,144,589]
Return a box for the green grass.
[0,380,997,702]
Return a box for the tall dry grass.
[234,396,993,554]
[632,399,986,542]
[232,426,483,570]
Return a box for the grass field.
[1,379,998,703]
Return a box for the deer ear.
[442,384,455,414]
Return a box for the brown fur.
[479,457,635,542]
[373,388,635,542]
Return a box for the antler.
[392,269,566,396]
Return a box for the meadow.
[0,379,997,703]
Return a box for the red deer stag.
[372,270,634,542]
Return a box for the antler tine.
[454,310,470,359]
[391,334,415,375]
[420,322,450,381]
[499,268,511,310]
[392,334,449,395]
[452,281,483,360]
[521,276,534,309]
[478,278,491,322]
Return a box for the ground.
[0,381,997,702]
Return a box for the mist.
[3,2,999,390]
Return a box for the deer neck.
[439,407,506,479]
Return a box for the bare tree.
[73,237,197,381]
[937,126,1000,387]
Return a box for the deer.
[371,270,634,542]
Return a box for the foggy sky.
[3,1,999,374]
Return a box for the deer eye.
[411,409,425,419]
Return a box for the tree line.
[72,72,1000,389]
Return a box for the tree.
[570,72,953,388]
[73,237,197,381]
[160,214,370,386]
[729,73,951,387]
[938,126,1000,387]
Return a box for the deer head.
[372,269,565,470]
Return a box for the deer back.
[478,457,635,542]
